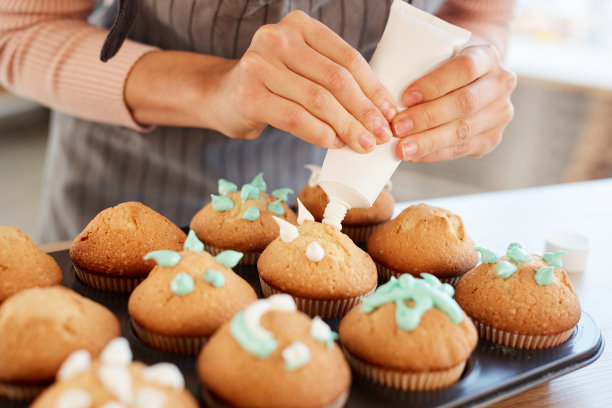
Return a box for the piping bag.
[319,0,470,229]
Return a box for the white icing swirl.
[97,365,133,404]
[272,216,299,242]
[134,387,167,408]
[244,295,296,341]
[57,350,91,381]
[55,388,92,408]
[310,316,332,343]
[142,363,184,391]
[282,341,311,370]
[305,241,324,262]
[100,338,132,366]
[305,164,321,187]
[296,198,315,225]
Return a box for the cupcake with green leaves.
[128,231,258,354]
[455,242,581,349]
[190,173,298,265]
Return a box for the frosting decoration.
[305,241,324,262]
[215,250,244,268]
[496,260,517,279]
[272,216,299,242]
[143,250,181,267]
[203,269,225,287]
[474,247,499,264]
[297,198,314,225]
[282,341,311,370]
[242,206,261,221]
[535,266,555,286]
[211,194,234,212]
[218,179,238,195]
[271,188,294,202]
[183,230,204,253]
[267,200,285,216]
[170,273,194,296]
[310,316,338,349]
[251,173,267,192]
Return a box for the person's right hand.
[213,11,396,153]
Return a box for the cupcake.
[0,287,120,400]
[190,173,297,265]
[128,230,258,354]
[31,337,198,408]
[258,203,377,318]
[339,273,477,390]
[70,201,186,292]
[455,243,581,349]
[198,295,351,408]
[0,226,62,302]
[367,203,478,286]
[297,164,395,242]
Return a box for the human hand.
[392,45,517,162]
[214,11,396,153]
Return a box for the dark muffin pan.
[2,249,603,408]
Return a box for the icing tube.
[319,0,470,229]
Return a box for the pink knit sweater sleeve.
[0,0,157,130]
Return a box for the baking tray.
[1,249,604,408]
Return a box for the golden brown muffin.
[190,174,297,265]
[339,274,477,390]
[455,243,581,349]
[70,201,186,291]
[367,203,478,285]
[0,226,62,302]
[32,338,198,408]
[0,287,120,400]
[258,219,377,318]
[129,231,258,354]
[198,295,350,408]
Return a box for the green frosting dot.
[170,272,194,296]
[215,250,243,268]
[543,251,566,269]
[184,230,204,252]
[271,188,294,202]
[143,250,181,267]
[496,260,517,279]
[241,184,260,203]
[218,179,238,195]
[267,200,285,216]
[506,242,531,263]
[203,269,225,287]
[251,173,267,192]
[242,206,260,221]
[475,247,499,264]
[211,194,234,212]
[535,266,555,286]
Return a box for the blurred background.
[1,0,611,243]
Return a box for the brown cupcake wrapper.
[73,264,144,292]
[340,224,380,243]
[375,262,463,287]
[131,318,207,355]
[0,380,50,401]
[472,319,575,349]
[343,347,465,391]
[204,245,260,266]
[259,278,375,318]
[202,386,349,408]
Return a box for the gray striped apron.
[37,0,435,243]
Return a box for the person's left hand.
[392,44,517,162]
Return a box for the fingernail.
[403,91,422,107]
[334,137,345,148]
[373,117,392,143]
[400,142,418,160]
[359,133,375,151]
[381,99,397,121]
[393,118,413,136]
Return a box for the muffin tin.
[2,249,603,408]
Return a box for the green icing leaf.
[143,250,181,267]
[184,230,204,252]
[251,173,267,192]
[218,179,238,195]
[267,200,285,216]
[535,266,555,286]
[543,251,566,269]
[475,247,499,264]
[506,242,531,263]
[242,206,261,221]
[203,269,225,287]
[271,188,294,202]
[215,250,244,268]
[241,184,260,203]
[230,311,276,358]
[211,194,234,212]
[170,272,194,296]
[496,260,517,279]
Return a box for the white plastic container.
[319,0,471,229]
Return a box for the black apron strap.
[100,0,139,62]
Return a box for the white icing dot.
[134,387,167,408]
[272,216,299,243]
[297,198,315,225]
[55,388,92,408]
[99,402,127,408]
[57,350,91,381]
[305,164,321,187]
[305,241,324,262]
[282,341,311,370]
[310,316,332,342]
[244,295,296,340]
[97,365,133,404]
[100,338,132,366]
[267,294,297,312]
[141,363,184,391]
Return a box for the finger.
[393,71,505,137]
[396,96,513,161]
[401,45,499,107]
[414,125,507,162]
[280,10,397,120]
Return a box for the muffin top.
[339,274,477,372]
[129,231,257,337]
[0,287,120,383]
[190,173,297,253]
[31,338,197,408]
[70,202,186,276]
[297,164,394,225]
[0,226,62,302]
[455,243,581,335]
[367,203,478,278]
[198,295,350,408]
[258,205,377,299]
